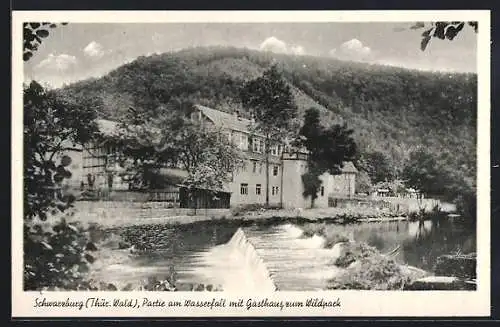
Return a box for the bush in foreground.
[333,242,378,268]
[24,217,98,291]
[328,255,412,290]
[328,242,413,290]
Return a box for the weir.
[188,225,340,291]
[223,228,278,292]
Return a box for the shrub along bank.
[327,242,427,290]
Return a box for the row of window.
[244,161,280,176]
[239,184,324,197]
[240,183,280,196]
[228,131,284,156]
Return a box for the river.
[89,218,476,291]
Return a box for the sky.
[23,22,478,89]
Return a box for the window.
[239,134,248,151]
[273,165,279,176]
[240,183,248,195]
[252,161,257,173]
[232,132,239,145]
[253,138,263,153]
[256,184,261,195]
[271,186,275,196]
[190,111,202,122]
[259,162,263,174]
[271,145,278,156]
[321,186,325,196]
[271,186,279,196]
[225,131,232,142]
[276,186,279,195]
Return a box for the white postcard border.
[11,10,491,318]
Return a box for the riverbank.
[67,202,407,229]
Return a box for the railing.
[79,187,180,205]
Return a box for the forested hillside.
[58,46,477,198]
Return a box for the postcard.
[12,10,491,317]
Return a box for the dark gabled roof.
[194,104,252,133]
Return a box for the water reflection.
[297,220,475,272]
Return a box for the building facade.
[191,105,357,208]
[191,105,285,207]
[68,104,358,208]
[68,119,130,192]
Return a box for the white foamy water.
[183,228,277,293]
[187,225,343,291]
[242,224,343,291]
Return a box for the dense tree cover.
[24,81,98,220]
[23,81,100,290]
[355,151,398,184]
[59,46,476,212]
[298,107,357,208]
[23,23,105,290]
[402,148,476,218]
[355,170,373,194]
[240,65,299,206]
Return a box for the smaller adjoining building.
[280,151,358,209]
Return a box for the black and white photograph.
[12,10,490,317]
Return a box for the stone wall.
[329,197,398,212]
[74,201,231,222]
[374,196,456,213]
[328,196,456,214]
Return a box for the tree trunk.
[265,149,270,208]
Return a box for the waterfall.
[224,228,277,292]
